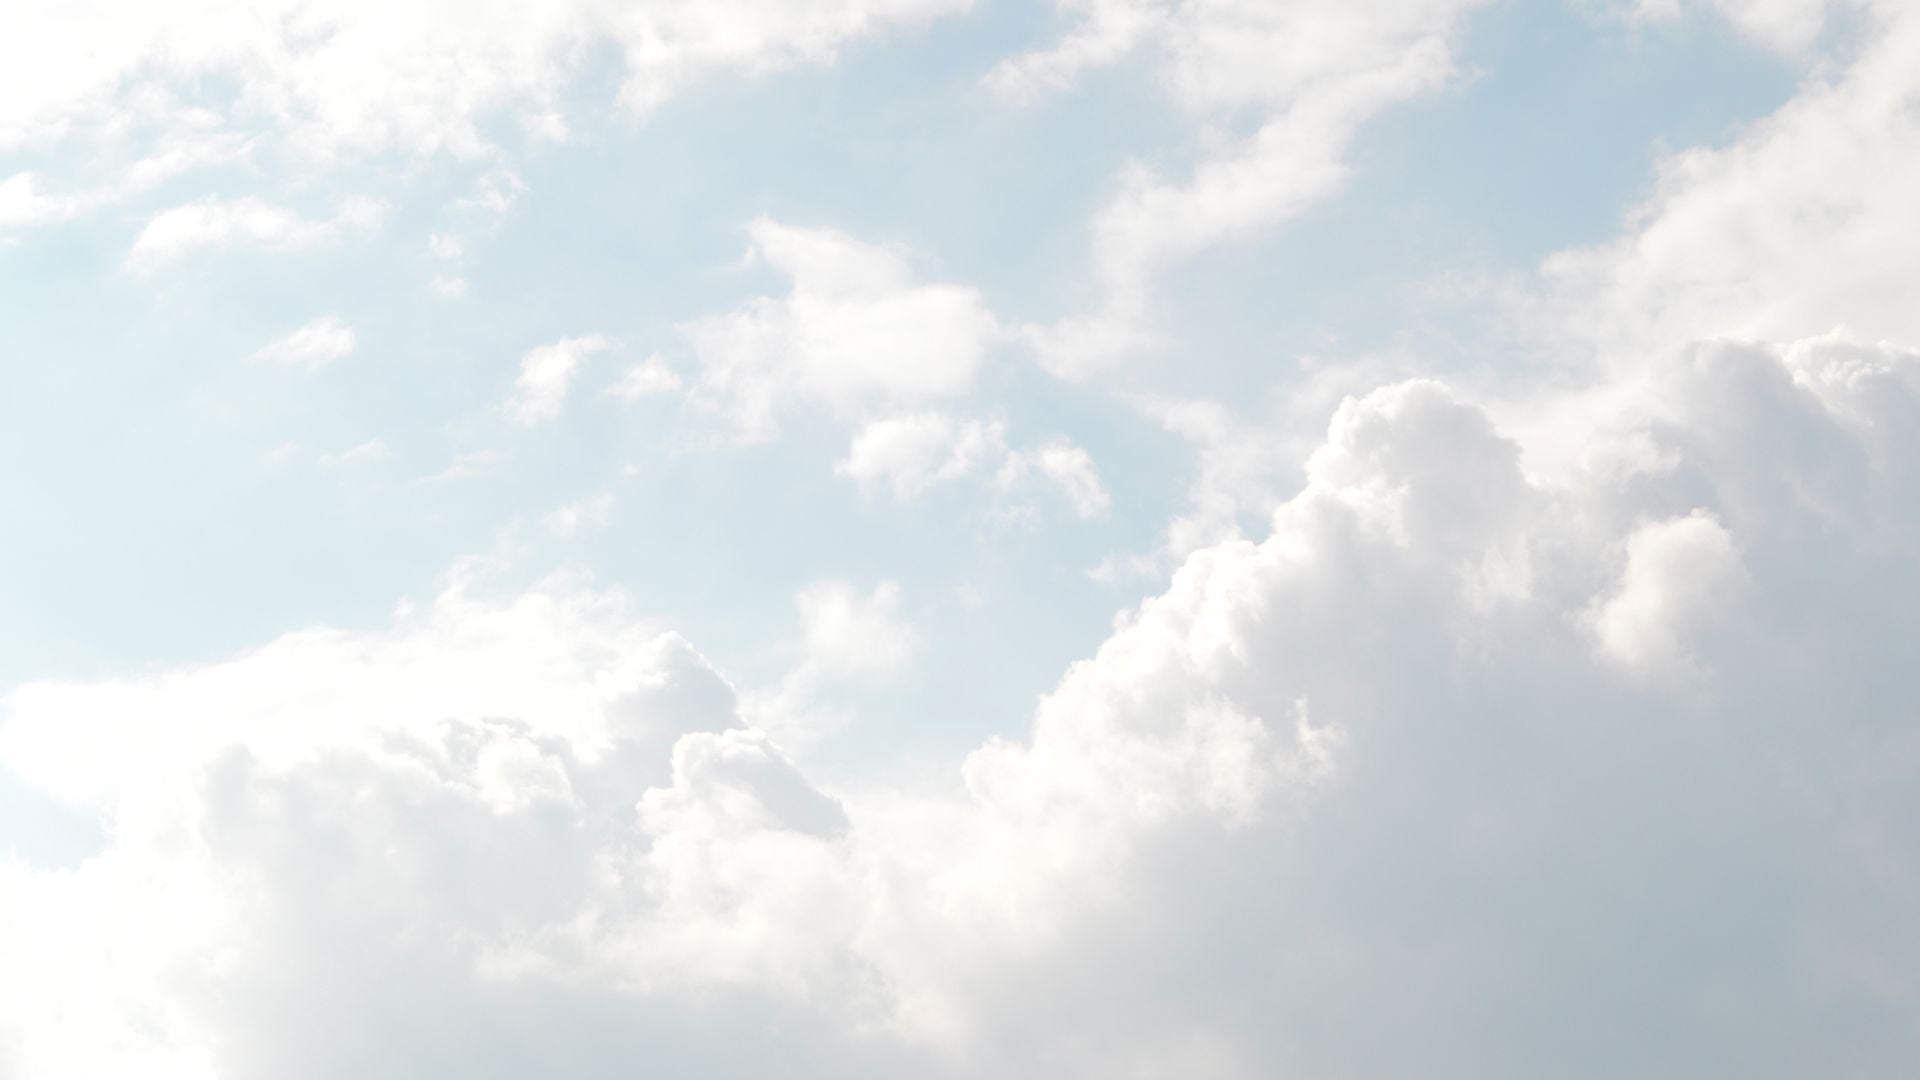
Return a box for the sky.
[1,0,1918,1076]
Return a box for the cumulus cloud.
[246,315,356,370]
[1007,440,1111,519]
[837,413,1008,500]
[836,412,1110,518]
[124,195,384,272]
[6,329,1920,1074]
[682,219,1001,441]
[606,354,683,402]
[543,493,617,537]
[507,334,610,426]
[6,3,1920,1077]
[9,332,1920,1076]
[0,172,84,230]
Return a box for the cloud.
[6,332,1920,1074]
[1540,2,1920,367]
[793,579,921,681]
[543,493,616,537]
[1003,0,1490,374]
[836,413,1008,500]
[606,354,684,402]
[0,172,84,230]
[246,316,357,370]
[682,219,1000,441]
[1587,509,1749,674]
[836,412,1110,518]
[316,438,389,467]
[124,195,384,273]
[0,0,975,159]
[507,334,610,426]
[1613,0,1852,53]
[995,438,1111,520]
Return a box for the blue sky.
[4,1,1920,1076]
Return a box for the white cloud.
[428,232,464,260]
[1612,0,1853,53]
[246,315,357,370]
[124,195,384,273]
[0,171,83,230]
[1540,2,1920,368]
[996,438,1112,519]
[507,334,610,426]
[683,219,1001,441]
[1004,0,1490,374]
[1588,509,1748,674]
[836,412,1110,519]
[316,438,389,467]
[6,333,1920,1073]
[544,493,616,537]
[606,353,684,401]
[7,4,1920,1076]
[837,413,1007,500]
[983,0,1165,102]
[793,579,920,680]
[0,0,974,159]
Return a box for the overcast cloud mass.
[3,0,1919,1076]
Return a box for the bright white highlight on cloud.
[607,354,684,401]
[124,196,383,272]
[836,413,1110,518]
[838,413,1007,500]
[508,334,610,426]
[1544,2,1920,363]
[0,172,83,230]
[246,316,356,370]
[684,219,1000,440]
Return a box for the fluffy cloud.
[246,316,357,370]
[0,172,84,231]
[0,0,975,158]
[7,331,1920,1076]
[507,334,610,426]
[838,413,1006,500]
[606,354,684,402]
[124,196,384,273]
[836,412,1110,519]
[683,219,1001,441]
[1541,1,1920,366]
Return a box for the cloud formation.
[124,196,383,272]
[247,316,357,370]
[507,334,611,426]
[684,219,1001,441]
[7,328,1920,1076]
